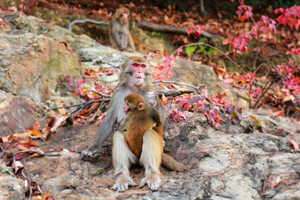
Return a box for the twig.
[46,98,110,111]
[14,149,60,157]
[68,19,108,31]
[154,80,205,93]
[157,89,195,97]
[136,21,223,39]
[253,81,274,109]
[0,146,4,158]
[71,99,99,116]
[87,90,112,98]
[172,42,246,74]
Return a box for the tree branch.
[157,89,195,97]
[136,21,223,39]
[154,80,205,93]
[46,99,110,111]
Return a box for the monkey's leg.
[139,130,163,191]
[112,29,122,50]
[112,131,137,192]
[120,33,129,50]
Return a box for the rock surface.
[172,59,249,108]
[0,31,81,104]
[0,91,44,135]
[7,109,297,200]
[0,161,26,200]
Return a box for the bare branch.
[68,19,108,31]
[46,99,110,111]
[154,80,205,93]
[87,90,112,98]
[172,42,246,74]
[136,21,223,39]
[157,89,195,97]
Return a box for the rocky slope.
[0,11,299,200]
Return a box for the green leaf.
[240,121,249,129]
[207,48,217,55]
[198,37,208,43]
[186,46,197,57]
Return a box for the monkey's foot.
[140,172,161,191]
[80,146,101,161]
[112,174,137,192]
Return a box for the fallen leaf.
[288,138,299,150]
[31,130,41,136]
[17,140,39,150]
[50,113,69,132]
[161,94,168,105]
[271,176,281,189]
[12,160,24,174]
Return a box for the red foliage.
[275,6,300,30]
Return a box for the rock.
[11,111,296,200]
[0,92,44,136]
[0,32,81,104]
[172,59,249,108]
[0,161,26,200]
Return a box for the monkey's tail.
[161,153,185,172]
[153,123,164,138]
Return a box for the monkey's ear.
[138,102,144,110]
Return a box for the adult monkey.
[81,56,165,158]
[108,7,135,51]
[80,57,184,172]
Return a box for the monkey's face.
[123,100,130,113]
[122,12,129,20]
[123,100,145,114]
[123,57,152,90]
[131,62,147,86]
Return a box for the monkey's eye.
[132,63,138,67]
[141,64,146,68]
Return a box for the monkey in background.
[108,7,135,51]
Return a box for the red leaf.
[33,121,40,130]
[187,27,194,36]
[271,176,281,189]
[288,138,299,150]
[170,84,175,89]
[179,100,187,107]
[15,154,22,160]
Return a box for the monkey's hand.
[112,174,137,192]
[146,91,157,108]
[140,172,161,191]
[80,145,102,161]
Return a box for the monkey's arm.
[81,88,126,158]
[125,24,135,51]
[108,22,118,48]
[112,24,122,50]
[145,90,167,124]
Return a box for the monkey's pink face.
[122,12,129,19]
[131,62,147,85]
[124,101,130,113]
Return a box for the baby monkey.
[112,94,184,192]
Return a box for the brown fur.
[122,94,184,172]
[123,94,161,158]
[108,7,135,51]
